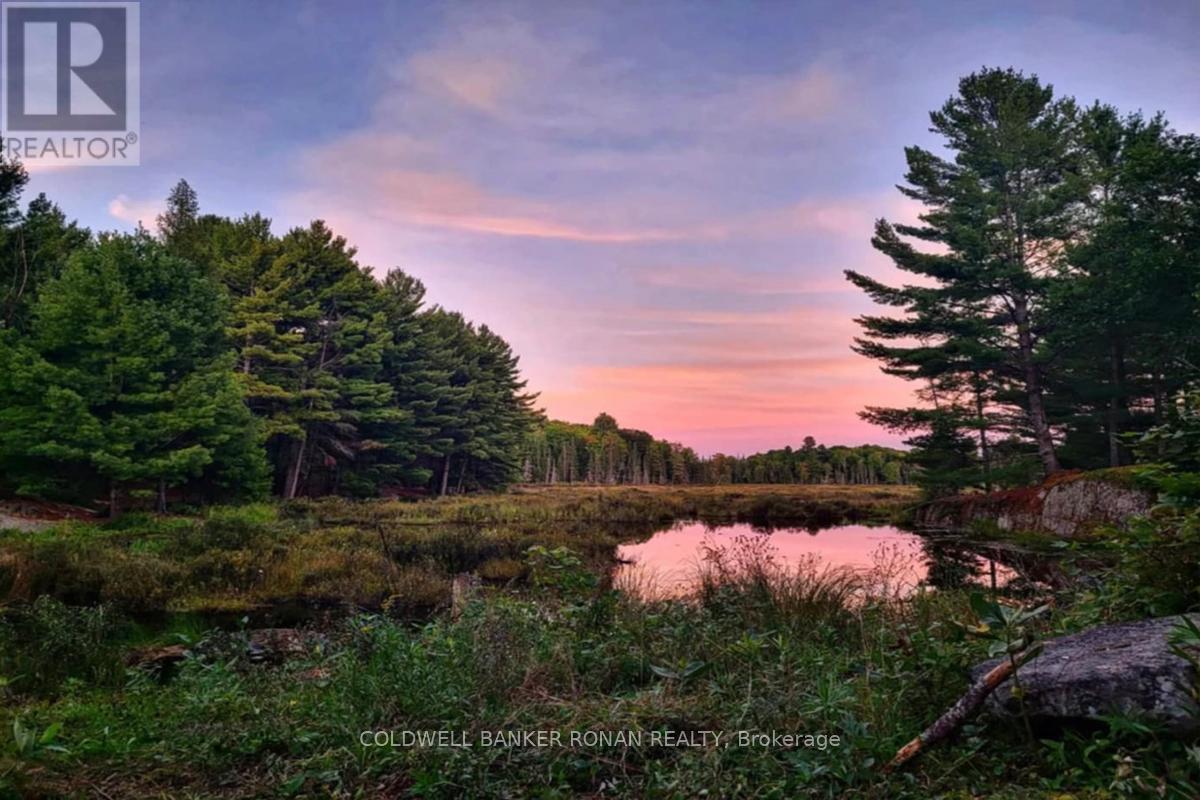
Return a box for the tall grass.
[692,534,863,632]
[2,534,1196,799]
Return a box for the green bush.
[1101,510,1200,616]
[0,597,127,697]
[176,503,279,554]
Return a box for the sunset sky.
[27,0,1200,455]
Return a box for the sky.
[25,0,1200,455]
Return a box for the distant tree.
[517,415,912,487]
[157,179,200,251]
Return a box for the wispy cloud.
[107,194,162,226]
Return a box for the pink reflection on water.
[614,522,1013,599]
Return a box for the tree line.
[520,413,913,486]
[850,68,1200,496]
[0,175,539,513]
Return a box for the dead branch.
[884,648,1033,773]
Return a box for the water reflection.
[615,521,1028,599]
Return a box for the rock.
[129,629,329,675]
[971,615,1200,734]
[450,573,480,620]
[127,643,190,670]
[0,513,51,533]
[244,628,328,663]
[296,665,332,682]
[916,469,1155,538]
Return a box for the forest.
[0,177,540,512]
[4,71,1197,510]
[849,68,1200,496]
[0,165,914,516]
[520,413,913,485]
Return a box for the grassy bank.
[2,485,1196,798]
[304,484,918,526]
[2,538,1196,798]
[0,485,916,616]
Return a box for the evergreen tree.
[344,269,450,493]
[0,159,31,329]
[848,68,1087,478]
[420,309,538,493]
[3,192,90,333]
[261,222,399,498]
[157,179,201,258]
[1048,108,1200,467]
[0,234,266,512]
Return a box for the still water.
[615,521,1017,599]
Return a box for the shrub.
[382,566,451,616]
[0,596,127,697]
[175,503,279,554]
[526,545,596,595]
[478,557,525,583]
[1102,510,1200,616]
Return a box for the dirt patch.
[0,499,100,530]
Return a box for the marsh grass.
[692,534,864,633]
[1,535,1196,799]
[294,483,917,527]
[0,485,910,616]
[3,489,1194,797]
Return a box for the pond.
[614,521,1022,599]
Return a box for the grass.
[0,485,916,616]
[300,483,918,526]
[2,544,1195,798]
[1,484,1196,798]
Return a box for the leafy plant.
[0,597,126,697]
[10,718,66,758]
[961,591,1048,740]
[526,545,596,595]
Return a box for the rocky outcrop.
[971,615,1200,735]
[915,469,1154,538]
[244,628,329,663]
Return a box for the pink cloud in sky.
[529,303,916,453]
[280,11,932,455]
[108,194,164,226]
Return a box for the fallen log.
[884,649,1032,773]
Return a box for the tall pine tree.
[848,68,1086,478]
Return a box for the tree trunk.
[439,455,451,496]
[109,481,120,519]
[1014,298,1060,475]
[455,456,468,494]
[973,377,992,491]
[284,437,307,500]
[1106,335,1126,468]
[157,478,167,514]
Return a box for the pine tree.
[157,179,201,258]
[3,192,90,333]
[249,222,399,497]
[0,158,32,329]
[1048,108,1200,467]
[368,270,454,489]
[0,233,266,511]
[848,68,1086,478]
